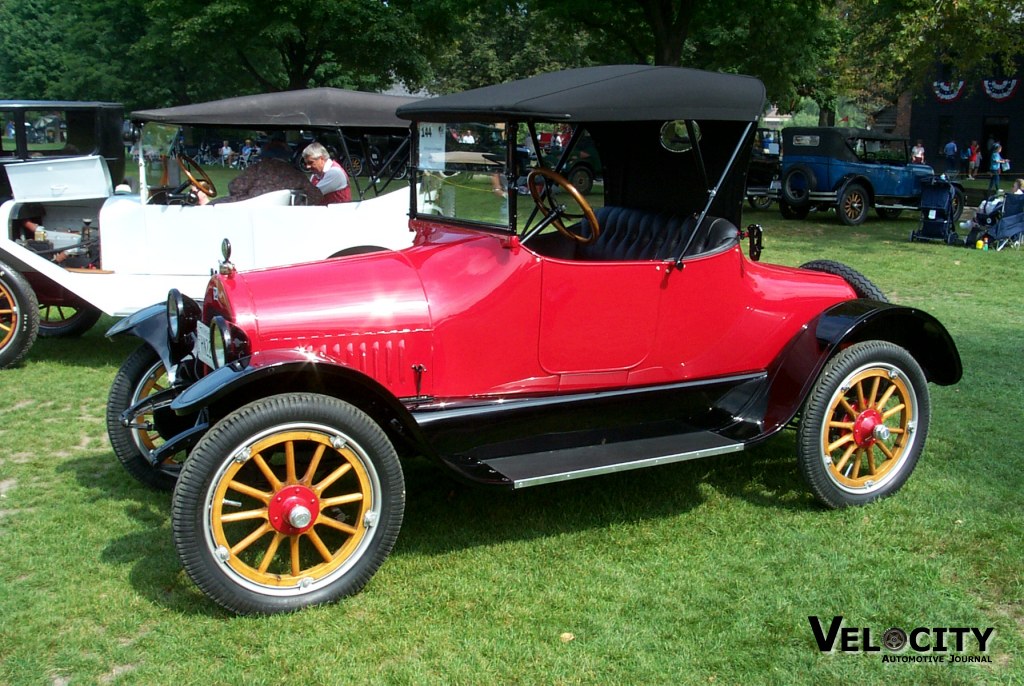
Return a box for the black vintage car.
[745,127,781,209]
[1,100,125,200]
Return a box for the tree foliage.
[846,0,1024,98]
[0,0,1020,114]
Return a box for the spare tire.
[781,165,816,207]
[800,259,888,302]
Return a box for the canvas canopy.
[396,65,765,124]
[132,88,420,130]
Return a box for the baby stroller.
[911,175,960,245]
[961,193,1005,248]
[986,193,1024,250]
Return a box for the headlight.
[210,315,249,368]
[166,288,200,346]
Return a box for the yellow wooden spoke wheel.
[172,393,404,615]
[798,341,929,508]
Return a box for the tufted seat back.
[574,206,738,261]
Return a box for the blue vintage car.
[778,127,965,225]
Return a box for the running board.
[477,431,744,489]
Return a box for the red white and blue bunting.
[932,80,966,102]
[982,79,1019,101]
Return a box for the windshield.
[851,137,908,164]
[414,122,510,228]
[138,122,183,188]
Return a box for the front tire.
[172,393,405,614]
[876,208,902,220]
[0,262,39,369]
[106,344,180,490]
[748,195,774,210]
[798,341,930,508]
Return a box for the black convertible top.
[132,88,420,129]
[396,65,765,123]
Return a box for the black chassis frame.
[111,298,961,489]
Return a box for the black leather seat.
[575,206,738,261]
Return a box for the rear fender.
[756,299,961,440]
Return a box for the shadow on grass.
[57,450,226,617]
[58,432,813,617]
[383,434,813,557]
[28,316,142,369]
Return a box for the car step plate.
[480,431,744,489]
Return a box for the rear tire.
[781,165,815,206]
[748,195,773,210]
[800,260,888,302]
[0,262,39,369]
[38,301,102,338]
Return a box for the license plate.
[194,321,214,368]
[770,179,781,190]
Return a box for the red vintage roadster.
[107,66,961,614]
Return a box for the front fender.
[757,299,961,440]
[815,299,961,385]
[105,302,175,371]
[169,348,427,450]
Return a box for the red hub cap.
[852,408,885,448]
[267,485,321,535]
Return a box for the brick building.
[885,76,1022,168]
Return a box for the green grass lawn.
[1,205,1021,685]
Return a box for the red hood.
[209,249,433,352]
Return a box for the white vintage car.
[0,89,418,368]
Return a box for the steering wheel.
[527,168,600,244]
[176,154,218,198]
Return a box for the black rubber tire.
[748,195,773,210]
[172,393,405,614]
[567,165,594,195]
[346,156,363,177]
[0,262,39,369]
[781,165,815,206]
[876,208,902,220]
[328,246,387,259]
[800,260,888,302]
[797,341,930,508]
[951,187,966,222]
[106,344,180,490]
[779,198,810,220]
[837,183,869,226]
[38,302,102,338]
